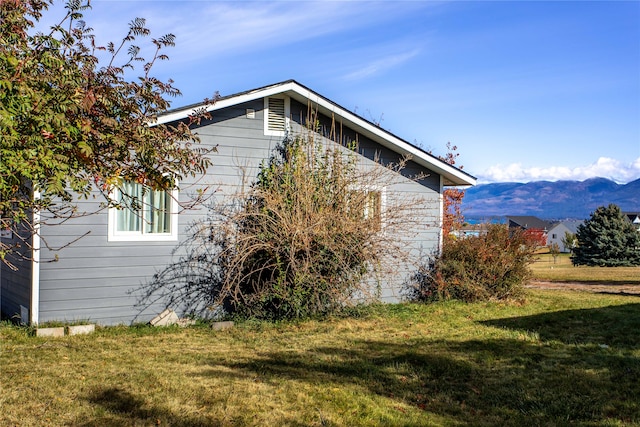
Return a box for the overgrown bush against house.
[221,132,387,320]
[147,124,422,320]
[410,225,537,302]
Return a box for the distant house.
[0,80,476,326]
[506,216,554,247]
[623,212,640,232]
[547,220,583,253]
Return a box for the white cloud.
[35,1,419,86]
[33,2,382,59]
[479,157,640,184]
[79,1,417,64]
[343,49,421,81]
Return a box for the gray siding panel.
[35,97,443,325]
[40,263,167,281]
[38,245,179,261]
[0,225,33,322]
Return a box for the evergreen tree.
[572,204,640,266]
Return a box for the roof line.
[156,80,476,186]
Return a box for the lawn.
[1,290,639,426]
[531,252,640,283]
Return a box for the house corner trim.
[30,191,41,325]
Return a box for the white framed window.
[349,186,386,232]
[363,189,383,230]
[264,96,290,136]
[108,181,179,242]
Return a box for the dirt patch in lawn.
[527,280,640,296]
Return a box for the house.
[546,220,583,252]
[506,216,554,247]
[623,212,640,232]
[0,80,475,326]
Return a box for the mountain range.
[461,177,640,220]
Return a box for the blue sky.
[42,1,640,184]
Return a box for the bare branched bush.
[144,126,429,320]
[224,133,385,319]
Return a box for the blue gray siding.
[1,225,33,322]
[28,97,442,325]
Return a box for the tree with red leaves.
[437,142,466,241]
[1,0,215,264]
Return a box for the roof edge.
[156,80,476,187]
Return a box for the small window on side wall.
[363,190,383,231]
[108,181,178,242]
[348,187,385,232]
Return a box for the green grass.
[531,253,640,283]
[1,290,639,426]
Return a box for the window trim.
[264,96,290,136]
[349,185,386,232]
[108,182,179,242]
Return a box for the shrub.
[145,123,424,321]
[220,130,422,320]
[224,134,375,319]
[410,224,537,302]
[561,231,577,253]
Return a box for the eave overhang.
[156,80,476,187]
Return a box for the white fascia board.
[285,85,476,187]
[155,82,299,126]
[156,81,476,187]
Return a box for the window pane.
[116,182,141,232]
[365,191,382,231]
[347,189,382,231]
[145,188,171,234]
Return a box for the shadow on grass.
[538,279,640,286]
[482,302,640,348]
[76,387,223,427]
[195,304,640,426]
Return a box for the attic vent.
[267,97,286,131]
